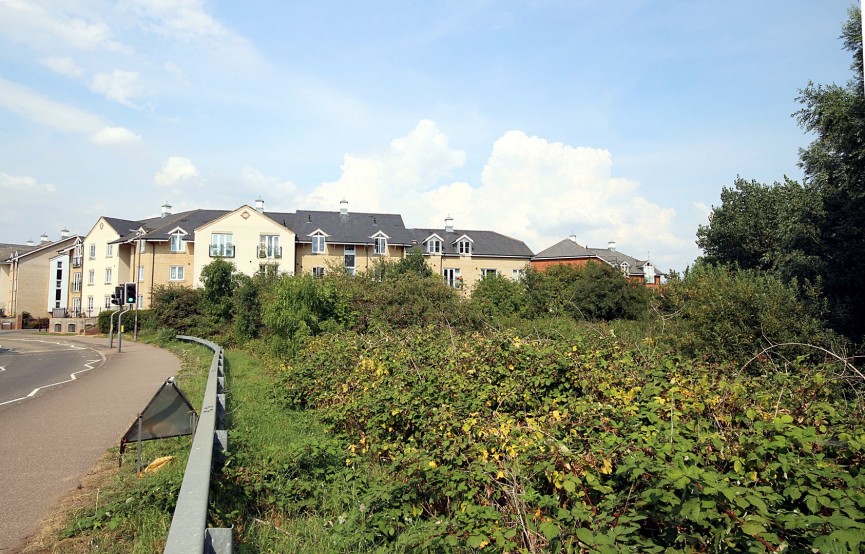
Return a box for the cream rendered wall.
[81,217,124,315]
[193,208,296,285]
[295,242,405,276]
[426,254,530,294]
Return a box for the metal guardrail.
[165,336,231,554]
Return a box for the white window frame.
[104,295,111,309]
[512,269,525,282]
[169,231,185,253]
[427,239,442,254]
[259,235,280,259]
[169,265,185,281]
[72,297,81,315]
[88,243,96,260]
[106,244,114,257]
[311,234,326,254]
[73,272,82,292]
[104,268,112,284]
[480,268,497,279]
[344,245,356,275]
[87,296,94,313]
[443,268,461,288]
[88,269,95,285]
[457,240,471,255]
[210,233,235,257]
[138,265,145,282]
[373,237,388,256]
[137,295,144,309]
[312,266,325,278]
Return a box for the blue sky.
[0,0,855,271]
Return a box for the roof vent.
[26,239,34,246]
[161,201,172,218]
[255,197,265,213]
[60,227,70,239]
[568,234,578,244]
[340,198,348,216]
[445,215,454,233]
[608,239,616,252]
[40,233,49,243]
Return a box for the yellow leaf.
[601,458,613,475]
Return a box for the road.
[0,333,181,553]
[0,336,104,408]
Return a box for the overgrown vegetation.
[51,9,865,552]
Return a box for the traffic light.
[124,282,137,305]
[110,293,119,305]
[112,285,123,306]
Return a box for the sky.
[0,0,856,272]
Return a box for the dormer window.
[620,262,630,277]
[311,231,326,254]
[453,234,473,255]
[374,237,387,255]
[169,230,186,253]
[644,263,655,283]
[427,239,442,254]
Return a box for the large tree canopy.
[697,7,865,342]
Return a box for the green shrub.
[660,263,832,364]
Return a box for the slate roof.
[1,237,80,262]
[108,210,228,243]
[289,211,414,245]
[533,238,662,277]
[0,243,35,262]
[411,228,534,258]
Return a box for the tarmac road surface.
[0,333,181,553]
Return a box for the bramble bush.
[276,326,865,552]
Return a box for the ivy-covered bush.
[276,327,865,552]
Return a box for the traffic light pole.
[108,308,120,349]
[117,305,131,353]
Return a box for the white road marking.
[0,357,103,407]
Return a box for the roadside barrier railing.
[164,336,231,554]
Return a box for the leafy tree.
[794,6,865,340]
[232,273,261,341]
[261,274,351,345]
[150,284,206,335]
[391,249,433,277]
[524,263,651,322]
[469,273,526,320]
[661,263,829,364]
[199,258,236,323]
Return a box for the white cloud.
[91,126,141,145]
[40,56,84,78]
[164,62,188,83]
[301,120,691,267]
[0,172,56,193]
[91,70,142,107]
[155,156,202,187]
[127,0,261,67]
[0,77,141,146]
[0,0,124,52]
[240,166,298,202]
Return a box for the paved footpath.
[0,335,181,553]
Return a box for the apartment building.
[412,216,533,292]
[531,236,662,288]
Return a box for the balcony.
[72,256,82,268]
[209,244,235,258]
[258,246,282,259]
